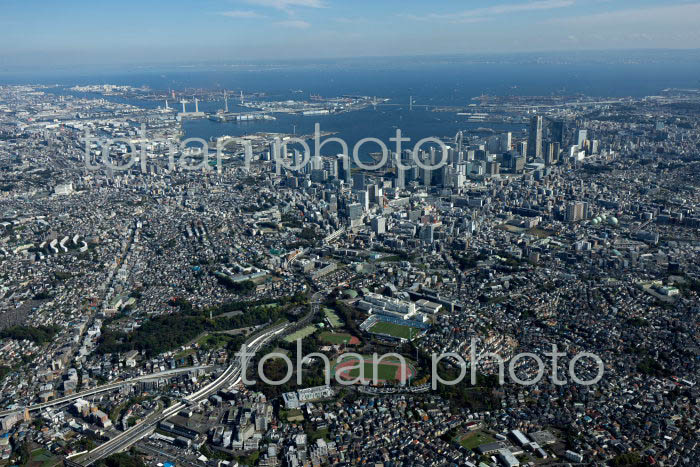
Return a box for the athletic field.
[283,324,317,343]
[324,308,343,327]
[367,321,418,340]
[319,331,360,345]
[332,355,415,384]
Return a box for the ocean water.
[5,56,700,157]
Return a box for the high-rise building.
[347,203,363,220]
[368,184,381,203]
[371,217,386,235]
[420,224,435,244]
[551,120,564,145]
[419,151,432,187]
[337,154,351,183]
[566,202,585,222]
[358,191,369,211]
[310,169,326,183]
[486,161,500,176]
[528,116,543,158]
[577,129,588,148]
[396,165,407,189]
[455,131,464,155]
[352,172,366,190]
[545,142,560,165]
[501,132,512,152]
[326,158,338,178]
[513,155,525,173]
[517,141,528,157]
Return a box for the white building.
[54,182,74,195]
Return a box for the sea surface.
[4,56,700,158]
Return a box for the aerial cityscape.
[1,1,699,467]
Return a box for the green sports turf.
[324,308,343,327]
[367,321,416,340]
[346,362,399,381]
[283,324,317,343]
[319,331,353,344]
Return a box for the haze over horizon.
[3,0,700,70]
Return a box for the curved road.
[75,291,324,466]
[0,365,215,418]
[76,322,290,466]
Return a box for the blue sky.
[2,0,700,68]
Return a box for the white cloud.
[244,0,326,10]
[546,2,700,26]
[539,2,700,48]
[410,0,575,23]
[219,10,265,18]
[276,19,312,29]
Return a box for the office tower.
[312,153,322,170]
[517,141,527,157]
[310,169,326,183]
[347,203,363,220]
[367,184,380,203]
[528,115,543,158]
[396,164,407,189]
[326,158,338,178]
[352,172,366,190]
[544,145,553,166]
[577,129,588,148]
[421,166,432,187]
[486,161,500,176]
[501,132,512,152]
[358,191,369,211]
[545,142,560,166]
[551,120,564,145]
[566,202,585,222]
[502,152,513,170]
[418,151,432,186]
[447,147,456,166]
[435,165,448,187]
[466,161,485,176]
[486,135,502,154]
[371,217,386,235]
[450,172,466,188]
[420,224,434,244]
[292,150,303,172]
[513,155,525,173]
[336,154,350,183]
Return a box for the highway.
[0,366,215,418]
[76,322,291,466]
[74,291,324,466]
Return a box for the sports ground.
[323,308,343,327]
[319,331,360,345]
[367,320,419,340]
[332,355,416,384]
[283,324,317,343]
